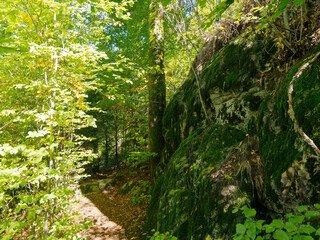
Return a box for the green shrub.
[233,204,320,240]
[126,151,157,171]
[129,180,151,205]
[149,231,178,240]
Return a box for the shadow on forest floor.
[76,166,151,240]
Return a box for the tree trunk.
[148,0,166,174]
[115,119,119,167]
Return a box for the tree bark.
[115,116,119,167]
[148,0,166,174]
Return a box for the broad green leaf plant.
[232,204,320,240]
[0,0,132,238]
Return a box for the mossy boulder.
[80,178,113,195]
[147,35,320,239]
[256,46,320,211]
[162,37,274,165]
[147,125,259,239]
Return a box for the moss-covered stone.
[256,45,320,210]
[146,124,248,239]
[147,34,320,239]
[162,37,275,165]
[80,178,113,195]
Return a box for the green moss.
[247,117,257,136]
[244,95,263,111]
[149,33,320,239]
[146,124,247,239]
[145,174,165,232]
[162,37,275,168]
[257,44,320,199]
[293,63,320,146]
[199,125,246,166]
[201,38,275,92]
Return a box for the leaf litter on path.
[74,166,151,240]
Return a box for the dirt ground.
[74,166,151,240]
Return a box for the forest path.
[74,195,127,240]
[74,166,150,240]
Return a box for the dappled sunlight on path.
[74,196,127,240]
[73,167,150,239]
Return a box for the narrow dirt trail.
[74,196,127,240]
[74,167,151,240]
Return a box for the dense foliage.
[1,0,319,239]
[0,0,131,238]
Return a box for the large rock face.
[146,36,320,239]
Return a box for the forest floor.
[75,165,151,240]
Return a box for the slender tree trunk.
[115,119,119,167]
[105,132,109,162]
[148,0,166,174]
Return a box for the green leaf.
[264,224,276,234]
[232,208,239,213]
[270,219,284,229]
[247,223,257,239]
[161,0,171,7]
[256,220,265,230]
[293,0,303,8]
[299,224,316,235]
[286,213,294,218]
[289,215,304,224]
[242,206,256,218]
[301,236,313,240]
[205,235,213,240]
[198,0,207,7]
[284,222,298,233]
[0,46,29,54]
[273,230,289,240]
[272,0,291,19]
[204,0,235,29]
[232,235,242,240]
[305,210,320,218]
[236,223,246,235]
[297,205,308,212]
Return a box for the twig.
[186,44,213,125]
[0,111,23,131]
[0,121,13,131]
